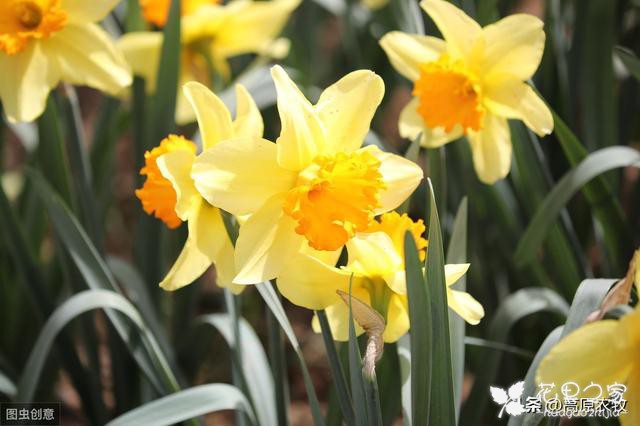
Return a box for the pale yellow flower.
[117,0,299,124]
[0,0,132,122]
[379,0,553,183]
[274,212,484,343]
[139,0,220,27]
[136,82,263,292]
[191,66,424,285]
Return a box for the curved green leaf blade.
[0,370,16,398]
[17,290,146,402]
[462,288,570,424]
[515,146,640,265]
[106,384,255,426]
[198,314,277,426]
[255,281,325,426]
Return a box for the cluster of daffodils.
[119,0,300,124]
[137,64,485,341]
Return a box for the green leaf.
[149,0,181,143]
[397,335,411,426]
[552,110,631,274]
[0,370,16,398]
[463,338,534,359]
[515,146,640,265]
[446,197,467,421]
[347,287,370,426]
[615,46,640,82]
[506,327,564,426]
[28,171,180,395]
[106,384,255,426]
[17,289,159,402]
[461,288,570,424]
[198,314,277,426]
[255,281,325,426]
[404,227,431,425]
[424,179,455,426]
[508,279,615,426]
[36,96,74,207]
[316,310,355,426]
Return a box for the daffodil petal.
[537,320,635,392]
[444,263,470,287]
[213,236,245,294]
[0,43,55,123]
[484,81,553,137]
[623,365,640,426]
[315,70,385,153]
[271,65,326,171]
[117,32,162,93]
[45,23,132,95]
[213,0,300,58]
[183,82,234,150]
[447,289,484,324]
[366,145,424,214]
[481,14,546,81]
[234,194,304,284]
[383,294,410,343]
[156,150,198,221]
[420,0,481,59]
[311,288,371,341]
[159,201,226,290]
[277,254,352,310]
[63,0,120,24]
[467,115,511,184]
[159,237,211,291]
[233,84,264,139]
[379,32,445,81]
[346,232,403,280]
[192,137,296,216]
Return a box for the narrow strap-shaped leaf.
[198,313,277,426]
[106,384,255,426]
[28,171,180,395]
[461,288,570,424]
[397,335,412,426]
[615,46,640,82]
[316,310,355,426]
[256,281,325,426]
[515,146,640,265]
[446,197,468,422]
[347,287,370,426]
[0,370,16,398]
[404,228,431,425]
[18,290,153,402]
[425,179,456,426]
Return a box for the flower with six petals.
[379,0,553,183]
[191,65,424,285]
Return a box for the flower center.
[413,54,485,134]
[283,150,386,251]
[135,135,197,229]
[139,0,219,27]
[367,212,427,262]
[0,0,67,55]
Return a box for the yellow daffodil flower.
[117,0,299,124]
[379,0,553,184]
[135,82,263,292]
[275,212,484,342]
[536,251,640,425]
[191,66,424,285]
[0,0,132,123]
